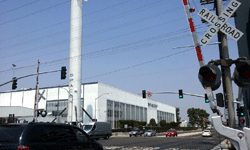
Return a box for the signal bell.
[198,64,221,91]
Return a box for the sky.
[0,0,241,122]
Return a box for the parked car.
[202,130,212,137]
[165,129,178,137]
[129,129,143,137]
[0,122,103,150]
[144,130,156,137]
[82,122,112,140]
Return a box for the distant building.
[0,82,176,129]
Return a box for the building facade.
[0,82,176,128]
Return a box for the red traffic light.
[240,119,245,124]
[142,90,146,98]
[92,119,97,122]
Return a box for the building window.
[107,100,113,129]
[131,105,135,120]
[120,103,125,120]
[136,106,139,121]
[140,107,143,122]
[144,108,147,122]
[126,104,130,120]
[114,102,119,129]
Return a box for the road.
[98,130,227,150]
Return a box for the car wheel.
[135,134,137,137]
[176,134,178,137]
[166,135,168,137]
[129,135,132,137]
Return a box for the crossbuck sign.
[198,0,243,46]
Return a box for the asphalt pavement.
[111,129,230,150]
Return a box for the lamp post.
[60,87,73,124]
[95,92,110,119]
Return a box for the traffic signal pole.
[215,0,236,129]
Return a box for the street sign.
[198,0,243,46]
[147,91,152,97]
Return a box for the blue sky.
[0,0,240,121]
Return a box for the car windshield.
[0,124,26,143]
[204,130,210,132]
[146,130,153,132]
[82,125,93,131]
[168,130,175,132]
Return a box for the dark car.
[0,122,103,150]
[165,129,178,137]
[129,129,143,137]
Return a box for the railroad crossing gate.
[198,0,243,46]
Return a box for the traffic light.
[216,93,224,107]
[142,90,146,99]
[198,64,221,91]
[237,106,245,116]
[92,119,97,122]
[205,94,209,103]
[233,60,250,87]
[61,66,67,80]
[12,77,17,90]
[179,89,183,99]
[240,119,245,124]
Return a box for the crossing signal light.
[179,89,183,99]
[233,60,250,87]
[198,64,221,91]
[240,119,245,124]
[61,66,67,80]
[205,94,209,103]
[142,90,146,98]
[12,77,17,90]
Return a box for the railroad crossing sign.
[38,90,46,102]
[198,0,243,46]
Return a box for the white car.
[144,130,156,137]
[202,130,212,137]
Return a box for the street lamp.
[60,86,73,124]
[95,92,110,119]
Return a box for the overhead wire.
[0,0,69,26]
[0,0,40,15]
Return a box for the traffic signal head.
[179,89,183,99]
[205,94,209,103]
[61,66,67,80]
[233,60,250,87]
[198,64,221,91]
[237,106,245,116]
[216,93,224,107]
[12,77,17,90]
[142,90,146,98]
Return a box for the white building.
[0,82,176,129]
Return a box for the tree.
[159,120,167,127]
[176,107,181,123]
[149,118,156,126]
[187,108,210,129]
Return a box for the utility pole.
[215,0,236,128]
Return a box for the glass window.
[27,125,76,142]
[0,125,26,143]
[120,103,125,120]
[107,100,113,129]
[126,104,130,120]
[144,108,147,122]
[72,127,89,143]
[131,105,135,120]
[140,107,143,122]
[136,106,139,121]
